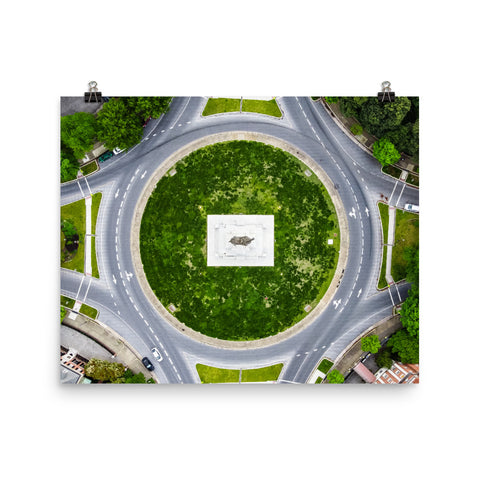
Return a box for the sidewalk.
[84,195,92,276]
[385,206,396,284]
[328,314,402,380]
[63,311,155,381]
[318,98,419,183]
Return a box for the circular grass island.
[139,140,340,341]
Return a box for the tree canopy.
[372,138,401,166]
[326,369,345,384]
[61,112,98,160]
[361,334,382,354]
[96,98,144,150]
[387,328,419,364]
[84,358,125,382]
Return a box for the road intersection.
[60,96,419,384]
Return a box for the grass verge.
[392,209,419,281]
[242,99,282,117]
[61,198,85,273]
[202,98,241,116]
[377,202,389,289]
[196,363,283,383]
[318,358,333,374]
[80,161,98,176]
[79,303,98,319]
[61,295,75,309]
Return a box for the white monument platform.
[207,215,274,266]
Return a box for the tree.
[400,285,419,337]
[404,245,419,287]
[123,96,171,120]
[96,98,144,150]
[361,334,381,354]
[372,138,401,166]
[375,348,393,369]
[387,329,419,364]
[60,306,66,322]
[326,369,345,384]
[84,358,125,382]
[61,112,97,159]
[358,97,411,138]
[60,156,79,183]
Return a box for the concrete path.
[385,206,396,284]
[84,195,92,276]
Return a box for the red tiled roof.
[353,362,376,383]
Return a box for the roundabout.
[131,132,349,347]
[61,97,418,383]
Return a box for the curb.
[130,131,350,350]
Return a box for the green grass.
[91,192,102,278]
[91,193,101,236]
[196,363,283,383]
[382,164,402,179]
[392,209,419,281]
[140,141,339,341]
[241,364,283,382]
[91,237,99,278]
[80,161,98,176]
[79,303,98,319]
[242,99,282,117]
[61,198,85,273]
[377,202,389,289]
[202,98,241,116]
[318,358,333,374]
[61,295,75,309]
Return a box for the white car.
[151,347,163,362]
[404,203,419,213]
[113,147,125,155]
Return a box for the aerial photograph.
[60,94,419,384]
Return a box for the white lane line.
[117,310,121,315]
[387,287,395,306]
[159,342,164,349]
[135,168,140,175]
[149,326,154,333]
[154,335,159,341]
[117,262,121,270]
[144,319,149,326]
[123,191,127,199]
[168,357,173,365]
[141,170,147,179]
[120,200,124,208]
[84,176,93,195]
[139,312,144,319]
[75,276,85,300]
[134,304,139,311]
[115,189,119,199]
[77,181,85,197]
[395,182,407,206]
[389,181,398,203]
[126,183,131,191]
[82,277,92,302]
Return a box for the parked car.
[113,147,125,155]
[142,356,154,371]
[404,203,419,213]
[98,150,114,163]
[151,347,163,362]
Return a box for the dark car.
[142,116,152,127]
[98,150,114,163]
[142,356,154,371]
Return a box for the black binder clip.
[378,81,395,103]
[84,81,102,103]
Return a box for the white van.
[404,203,419,213]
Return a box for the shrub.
[324,97,339,104]
[326,369,344,384]
[350,123,363,135]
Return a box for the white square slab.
[207,215,274,266]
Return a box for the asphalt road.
[60,96,419,384]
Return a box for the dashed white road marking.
[141,170,147,179]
